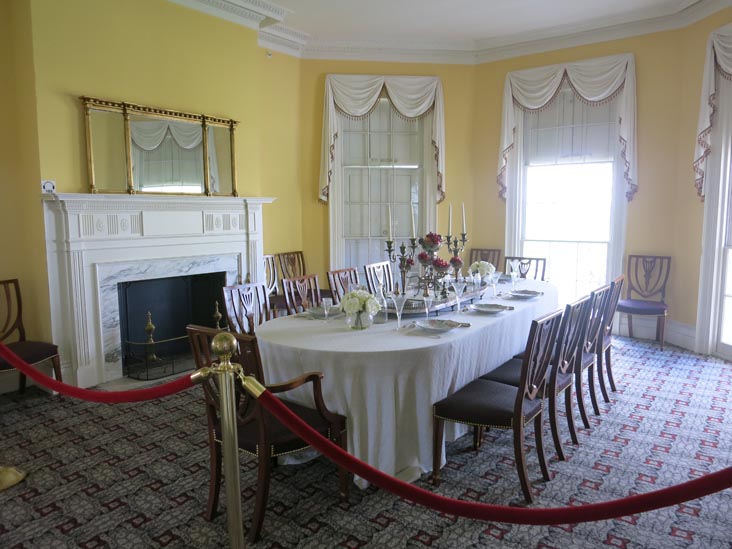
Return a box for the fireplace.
[118,271,226,379]
[39,193,274,390]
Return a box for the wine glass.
[390,294,408,330]
[488,271,501,297]
[510,260,520,290]
[451,281,466,313]
[321,297,333,322]
[423,292,434,321]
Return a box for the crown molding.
[168,0,289,31]
[258,24,310,56]
[174,0,731,65]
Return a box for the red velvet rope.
[258,390,732,524]
[0,343,193,403]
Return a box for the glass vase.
[346,311,373,330]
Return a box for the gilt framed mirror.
[81,96,238,196]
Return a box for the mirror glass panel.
[81,97,238,196]
[210,125,233,196]
[129,114,204,194]
[89,109,127,191]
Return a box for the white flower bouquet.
[339,289,381,316]
[469,261,496,277]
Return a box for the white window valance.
[497,53,637,201]
[693,25,732,200]
[318,74,446,203]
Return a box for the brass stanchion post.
[192,332,245,549]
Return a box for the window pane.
[525,163,612,242]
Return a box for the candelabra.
[385,239,418,294]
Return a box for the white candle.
[388,205,393,241]
[410,206,416,238]
[462,203,467,234]
[448,204,452,236]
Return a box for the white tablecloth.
[255,280,558,487]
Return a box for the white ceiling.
[173,0,732,62]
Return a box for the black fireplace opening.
[118,271,226,380]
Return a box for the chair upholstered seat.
[617,298,667,316]
[480,358,522,385]
[215,398,344,457]
[0,341,59,370]
[434,379,542,428]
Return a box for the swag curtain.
[497,53,636,279]
[694,25,732,354]
[497,53,637,201]
[318,75,446,203]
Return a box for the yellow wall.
[0,0,44,334]
[2,0,731,339]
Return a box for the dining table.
[255,279,559,488]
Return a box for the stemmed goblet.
[451,281,466,314]
[321,297,333,322]
[390,294,408,330]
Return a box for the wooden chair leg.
[472,425,484,451]
[432,417,444,486]
[575,370,591,429]
[513,424,532,504]
[51,355,63,383]
[534,414,550,481]
[206,440,222,521]
[549,391,565,461]
[249,449,272,544]
[18,372,26,394]
[596,350,610,404]
[564,387,579,445]
[627,314,634,338]
[605,347,617,392]
[587,364,601,416]
[658,316,666,350]
[336,430,349,500]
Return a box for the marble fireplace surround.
[41,193,274,389]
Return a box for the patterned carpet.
[1,337,732,548]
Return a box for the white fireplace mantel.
[41,193,275,388]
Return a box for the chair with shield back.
[596,275,625,402]
[616,255,671,349]
[504,256,547,281]
[363,261,394,296]
[481,296,592,461]
[575,284,612,428]
[222,283,270,335]
[186,325,349,543]
[432,309,562,503]
[263,254,286,318]
[0,278,62,393]
[327,267,360,305]
[282,274,322,315]
[469,248,502,269]
[276,251,306,281]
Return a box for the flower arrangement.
[339,289,381,316]
[433,257,450,273]
[469,261,495,277]
[419,232,442,252]
[449,256,463,269]
[417,251,433,266]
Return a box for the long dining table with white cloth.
[255,280,558,487]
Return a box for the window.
[133,132,205,194]
[339,99,426,276]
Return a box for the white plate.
[306,307,344,320]
[415,319,458,333]
[469,303,514,314]
[509,290,543,300]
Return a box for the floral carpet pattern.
[1,337,732,548]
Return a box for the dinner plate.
[469,303,514,314]
[508,290,543,299]
[415,319,458,333]
[305,307,344,320]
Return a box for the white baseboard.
[0,361,72,396]
[614,314,696,351]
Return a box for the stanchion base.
[0,466,26,491]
